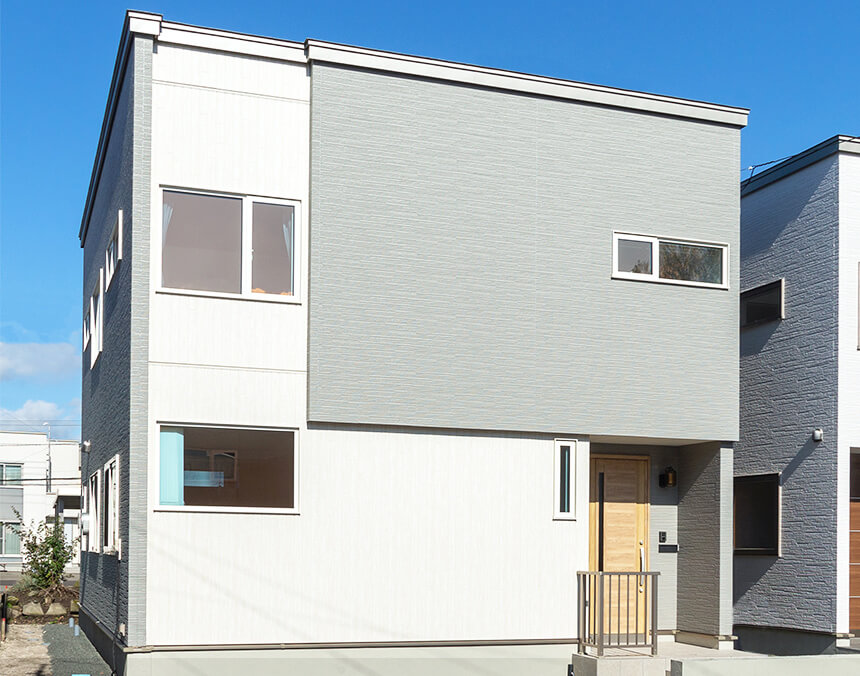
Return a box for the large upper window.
[161,190,298,299]
[734,473,780,556]
[740,280,784,328]
[159,425,297,511]
[613,232,728,289]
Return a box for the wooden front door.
[589,456,650,635]
[850,454,860,632]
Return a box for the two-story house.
[78,11,748,675]
[736,135,860,655]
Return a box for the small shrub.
[12,511,78,596]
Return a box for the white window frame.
[553,439,577,521]
[83,307,91,350]
[87,470,101,553]
[158,187,302,305]
[612,231,729,290]
[89,268,104,368]
[154,422,300,516]
[0,463,22,486]
[740,278,785,328]
[105,210,123,290]
[0,522,21,557]
[102,455,120,556]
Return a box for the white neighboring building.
[0,431,81,572]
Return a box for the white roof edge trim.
[158,20,306,63]
[306,40,748,127]
[149,13,748,126]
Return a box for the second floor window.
[161,190,297,299]
[613,232,728,289]
[0,464,22,486]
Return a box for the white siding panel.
[837,153,860,633]
[149,363,305,428]
[152,82,309,200]
[146,428,589,645]
[153,43,309,101]
[149,294,306,372]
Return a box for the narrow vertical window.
[252,203,295,296]
[554,440,577,520]
[559,445,571,513]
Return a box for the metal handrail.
[576,571,659,657]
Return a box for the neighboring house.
[736,135,860,654]
[0,431,82,572]
[77,11,747,675]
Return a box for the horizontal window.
[613,233,727,289]
[741,280,784,328]
[734,473,780,555]
[0,464,22,486]
[161,190,298,299]
[160,426,296,510]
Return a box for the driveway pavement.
[0,621,109,676]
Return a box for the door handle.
[639,542,645,590]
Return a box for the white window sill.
[552,514,577,521]
[611,273,729,290]
[156,288,302,305]
[154,505,300,516]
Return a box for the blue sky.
[2,0,859,441]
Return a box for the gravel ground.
[0,624,51,676]
[44,622,111,676]
[0,621,111,676]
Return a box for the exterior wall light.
[813,428,824,442]
[659,466,677,488]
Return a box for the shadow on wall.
[741,158,835,257]
[733,437,818,603]
[740,321,779,357]
[782,438,819,483]
[733,553,777,603]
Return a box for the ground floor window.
[734,473,780,555]
[0,522,21,555]
[160,425,297,510]
[554,439,577,520]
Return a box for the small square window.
[741,280,784,328]
[734,473,780,555]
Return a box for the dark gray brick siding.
[736,157,839,632]
[80,34,151,649]
[677,442,734,636]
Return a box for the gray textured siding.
[309,64,740,441]
[677,442,734,636]
[80,35,151,649]
[735,157,840,632]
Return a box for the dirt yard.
[0,623,51,676]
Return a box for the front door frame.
[588,454,650,573]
